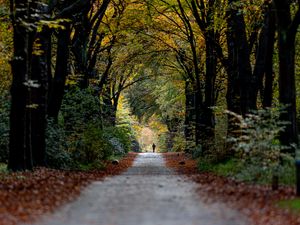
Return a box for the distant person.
[152,143,156,153]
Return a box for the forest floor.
[0,153,137,225]
[164,152,300,225]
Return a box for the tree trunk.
[262,5,275,108]
[111,101,118,127]
[71,2,92,88]
[101,82,114,126]
[8,0,33,171]
[252,3,275,108]
[190,39,202,146]
[184,80,195,152]
[30,28,50,166]
[202,32,216,149]
[226,0,254,145]
[226,0,253,116]
[48,26,71,121]
[274,0,299,151]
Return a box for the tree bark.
[101,83,114,126]
[226,0,253,116]
[202,31,216,146]
[262,5,275,108]
[273,0,299,151]
[8,0,33,171]
[30,27,50,166]
[252,3,275,108]
[184,80,195,152]
[48,26,71,121]
[176,0,203,146]
[190,0,218,151]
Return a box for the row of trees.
[8,0,149,170]
[142,0,300,154]
[113,0,300,190]
[120,0,300,158]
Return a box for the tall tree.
[71,0,111,88]
[8,0,32,171]
[273,0,300,151]
[175,0,203,146]
[252,2,275,108]
[47,0,111,120]
[190,0,221,149]
[30,13,51,166]
[47,26,71,121]
[226,0,253,116]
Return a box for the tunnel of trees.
[1,0,300,193]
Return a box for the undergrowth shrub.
[103,126,132,155]
[172,135,186,152]
[157,131,186,152]
[197,157,241,177]
[45,119,72,169]
[46,87,135,169]
[58,88,109,168]
[60,87,101,132]
[197,107,296,185]
[73,123,113,164]
[192,144,202,159]
[157,132,168,152]
[226,108,294,184]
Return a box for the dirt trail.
[25,153,249,225]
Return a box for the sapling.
[226,107,291,188]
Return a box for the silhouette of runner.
[152,143,156,153]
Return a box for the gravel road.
[27,153,249,225]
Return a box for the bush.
[46,87,136,170]
[157,132,168,152]
[45,119,72,169]
[226,107,292,184]
[60,87,101,132]
[55,87,113,169]
[172,135,186,152]
[192,145,202,159]
[197,155,241,176]
[197,158,213,172]
[46,121,116,170]
[72,124,113,164]
[156,132,186,153]
[103,126,132,155]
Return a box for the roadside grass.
[0,163,28,181]
[197,157,296,186]
[277,199,300,212]
[0,154,126,174]
[0,163,7,173]
[76,154,126,171]
[76,161,106,171]
[197,158,241,177]
[108,154,124,161]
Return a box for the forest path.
[26,153,249,225]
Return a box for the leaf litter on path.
[163,152,300,225]
[0,153,137,225]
